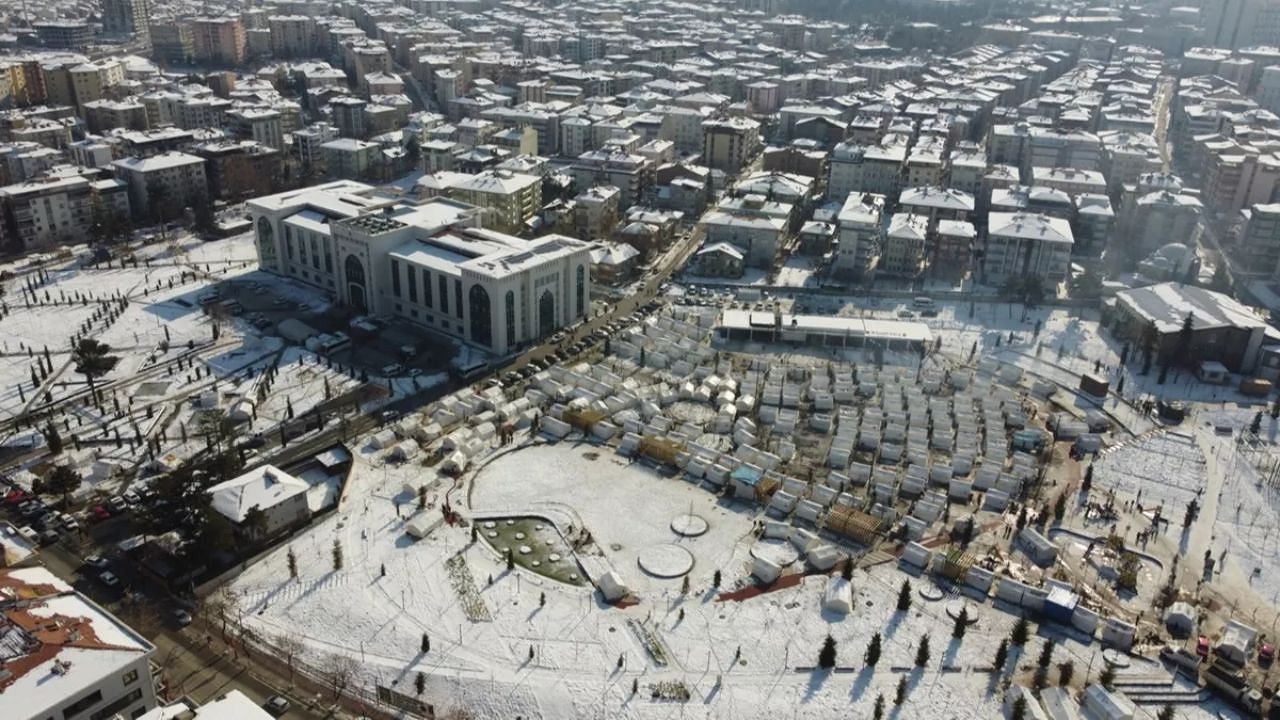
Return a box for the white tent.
[598,571,629,602]
[822,576,853,614]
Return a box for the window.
[469,285,491,347]
[310,237,320,269]
[391,260,401,297]
[438,274,448,314]
[285,229,294,259]
[61,689,103,719]
[407,266,417,303]
[323,239,333,273]
[505,290,515,347]
[454,280,463,319]
[575,265,585,317]
[422,269,433,308]
[89,688,142,720]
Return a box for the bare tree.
[324,654,359,700]
[275,634,305,680]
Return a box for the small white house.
[822,576,853,614]
[207,465,311,538]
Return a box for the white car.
[98,571,121,588]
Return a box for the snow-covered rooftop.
[208,465,310,523]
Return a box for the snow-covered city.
[8,1,1280,719]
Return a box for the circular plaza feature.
[671,514,709,537]
[636,544,695,578]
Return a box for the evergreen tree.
[1099,665,1116,690]
[421,633,430,653]
[1011,696,1027,720]
[506,548,515,570]
[1082,464,1094,493]
[894,675,907,706]
[818,635,837,669]
[1037,639,1055,669]
[914,634,931,667]
[896,580,912,612]
[994,638,1009,671]
[864,632,882,667]
[1157,705,1175,720]
[1251,411,1263,436]
[332,539,343,570]
[539,592,546,607]
[1053,494,1066,523]
[873,694,885,720]
[1057,660,1074,686]
[44,424,62,456]
[1011,616,1030,646]
[712,569,722,587]
[287,547,298,579]
[414,671,425,695]
[952,607,969,639]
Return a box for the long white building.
[248,182,592,355]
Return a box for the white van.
[912,296,935,309]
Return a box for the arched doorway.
[469,285,492,347]
[344,255,367,312]
[538,289,555,337]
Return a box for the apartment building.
[112,151,209,218]
[834,192,885,279]
[0,171,127,250]
[103,0,152,37]
[448,170,542,235]
[982,212,1074,284]
[570,150,653,210]
[702,117,761,174]
[191,16,248,67]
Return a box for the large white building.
[111,151,208,219]
[0,566,158,720]
[248,181,592,355]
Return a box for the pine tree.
[380,563,386,577]
[631,678,638,695]
[414,671,425,695]
[421,633,430,653]
[44,424,62,455]
[1057,660,1074,686]
[1082,464,1094,492]
[1037,639,1055,669]
[994,638,1009,671]
[539,592,546,607]
[897,580,912,612]
[952,607,968,639]
[418,485,427,510]
[894,675,907,706]
[1053,494,1066,523]
[528,646,534,660]
[818,635,837,669]
[1011,616,1030,646]
[1252,411,1263,436]
[1099,665,1116,690]
[1011,696,1027,720]
[506,548,515,570]
[681,575,690,594]
[1156,704,1175,720]
[712,569,722,587]
[914,634,931,667]
[287,547,298,579]
[332,539,343,570]
[873,694,885,720]
[864,632,882,667]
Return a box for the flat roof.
[1116,281,1267,334]
[719,309,932,343]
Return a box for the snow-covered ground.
[228,438,1228,719]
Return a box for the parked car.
[83,555,109,570]
[1197,635,1212,659]
[15,526,37,544]
[264,695,291,716]
[97,571,121,589]
[38,529,59,546]
[91,505,111,521]
[107,496,128,514]
[172,609,193,627]
[3,489,31,505]
[1260,642,1275,667]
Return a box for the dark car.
[38,529,60,546]
[264,695,291,716]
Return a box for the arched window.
[256,218,276,264]
[575,265,585,317]
[538,289,555,337]
[469,285,492,347]
[344,255,367,312]
[505,290,515,347]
